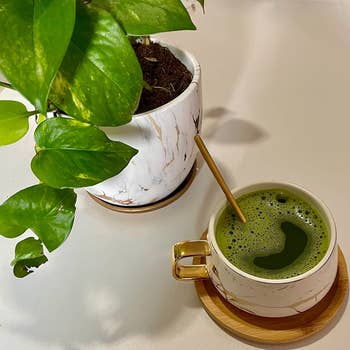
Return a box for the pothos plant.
[0,0,204,277]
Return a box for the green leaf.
[49,3,142,126]
[93,0,196,35]
[31,118,138,188]
[11,237,48,278]
[0,0,76,112]
[0,101,30,145]
[0,184,77,252]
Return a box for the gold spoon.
[194,134,247,224]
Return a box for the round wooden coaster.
[194,232,348,344]
[88,160,197,214]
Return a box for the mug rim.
[208,181,337,285]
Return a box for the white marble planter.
[87,44,202,206]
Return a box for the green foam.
[215,189,330,279]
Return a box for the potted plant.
[88,39,202,207]
[0,0,204,277]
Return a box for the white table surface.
[1,1,350,349]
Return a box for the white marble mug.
[172,182,338,317]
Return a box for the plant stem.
[0,80,14,90]
[27,107,57,118]
[26,110,40,117]
[143,36,151,46]
[153,86,171,94]
[143,80,153,92]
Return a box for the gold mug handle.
[172,240,211,280]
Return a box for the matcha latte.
[215,189,330,279]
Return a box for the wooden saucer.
[88,161,197,213]
[194,232,348,344]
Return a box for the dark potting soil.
[133,42,193,114]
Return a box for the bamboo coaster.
[88,160,197,213]
[194,232,348,344]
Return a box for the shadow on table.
[2,109,267,350]
[2,131,264,350]
[1,165,222,349]
[3,197,204,349]
[2,36,267,350]
[196,106,268,175]
[202,107,267,145]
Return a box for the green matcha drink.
[215,189,330,279]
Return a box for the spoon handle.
[194,134,246,224]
